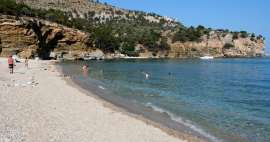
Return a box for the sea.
[60,57,270,142]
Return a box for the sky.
[100,0,270,53]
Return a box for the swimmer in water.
[82,65,89,76]
[82,65,88,70]
[142,72,150,79]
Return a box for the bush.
[257,35,264,40]
[172,28,189,42]
[172,26,204,43]
[139,29,160,48]
[223,43,234,49]
[232,32,239,40]
[120,40,138,56]
[121,41,135,52]
[240,31,248,38]
[250,33,256,41]
[159,37,170,50]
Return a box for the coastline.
[57,65,211,142]
[58,57,270,142]
[0,58,205,142]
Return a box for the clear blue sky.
[100,0,270,53]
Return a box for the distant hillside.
[0,0,265,59]
[16,0,178,25]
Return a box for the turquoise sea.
[60,58,270,142]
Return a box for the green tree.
[223,43,234,49]
[92,25,120,52]
[159,37,170,50]
[240,31,248,38]
[232,32,239,40]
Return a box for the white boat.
[200,56,214,60]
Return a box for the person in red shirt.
[8,56,14,74]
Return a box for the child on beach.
[8,55,14,74]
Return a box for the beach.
[0,58,199,142]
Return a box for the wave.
[145,102,222,142]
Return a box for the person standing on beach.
[8,55,14,74]
[25,57,29,69]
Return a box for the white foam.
[145,103,222,142]
[98,85,106,90]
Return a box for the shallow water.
[60,58,270,142]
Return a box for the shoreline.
[62,55,269,63]
[61,73,208,142]
[0,58,203,142]
[57,62,213,142]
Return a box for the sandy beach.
[0,58,196,142]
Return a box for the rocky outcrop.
[0,15,94,59]
[167,31,265,58]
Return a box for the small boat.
[200,56,214,60]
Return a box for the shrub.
[121,41,135,52]
[232,32,239,40]
[240,31,248,38]
[172,28,189,42]
[223,43,234,49]
[172,26,207,43]
[159,37,170,50]
[250,33,256,41]
[92,25,120,52]
[120,41,138,56]
[257,35,264,40]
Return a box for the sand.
[0,58,191,142]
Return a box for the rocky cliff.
[0,15,97,59]
[167,32,265,58]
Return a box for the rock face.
[135,32,265,58]
[167,32,265,58]
[0,15,93,59]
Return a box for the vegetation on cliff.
[1,0,172,56]
[0,0,265,58]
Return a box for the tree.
[159,37,170,50]
[250,33,256,41]
[240,31,248,38]
[120,40,138,56]
[232,32,239,40]
[92,25,120,52]
[223,43,234,49]
[26,20,64,59]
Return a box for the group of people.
[7,55,29,74]
[7,55,89,76]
